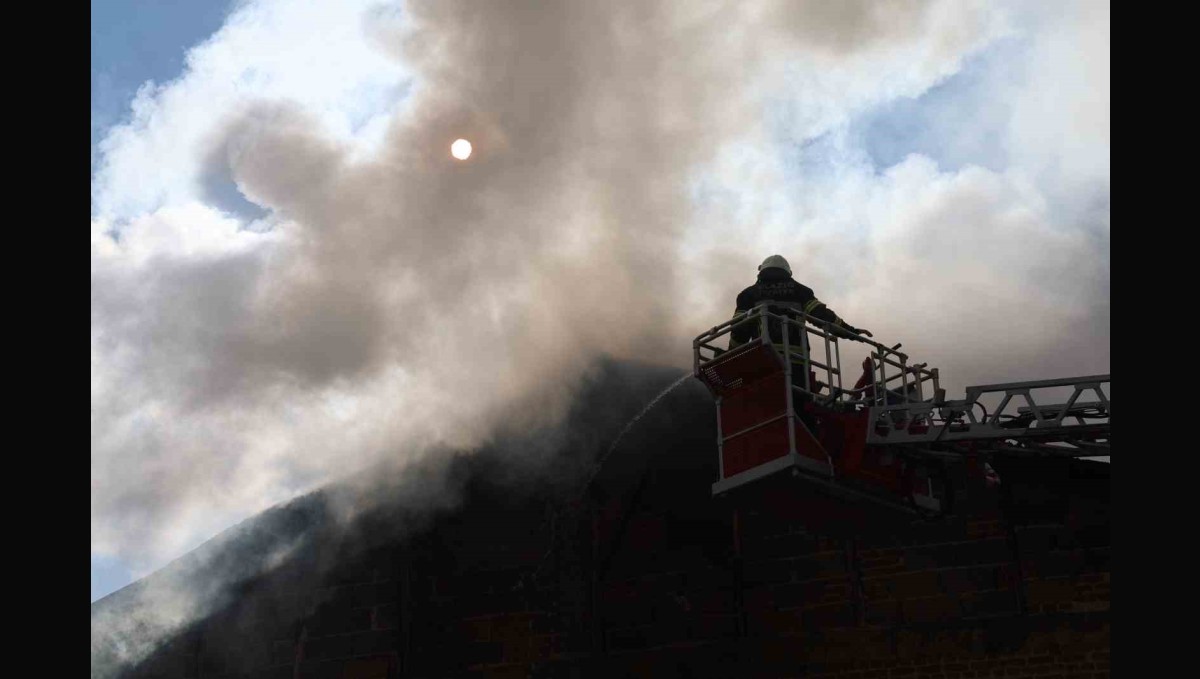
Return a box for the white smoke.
[92,0,1107,588]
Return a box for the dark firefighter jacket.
[730,269,860,358]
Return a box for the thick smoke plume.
[92,0,1108,607]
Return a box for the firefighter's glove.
[854,327,873,339]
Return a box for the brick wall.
[108,380,1109,679]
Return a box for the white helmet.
[758,254,791,275]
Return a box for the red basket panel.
[722,418,790,477]
[720,372,787,436]
[698,342,783,397]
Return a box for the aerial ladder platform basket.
[693,302,1110,517]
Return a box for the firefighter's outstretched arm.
[802,298,872,340]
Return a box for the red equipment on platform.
[695,304,945,514]
[694,303,1111,517]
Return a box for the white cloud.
[1007,0,1109,216]
[92,0,412,221]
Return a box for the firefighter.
[729,255,871,350]
[729,254,873,429]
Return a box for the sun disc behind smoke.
[451,138,472,160]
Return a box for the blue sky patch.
[91,0,238,153]
[851,36,1028,175]
[92,553,135,602]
